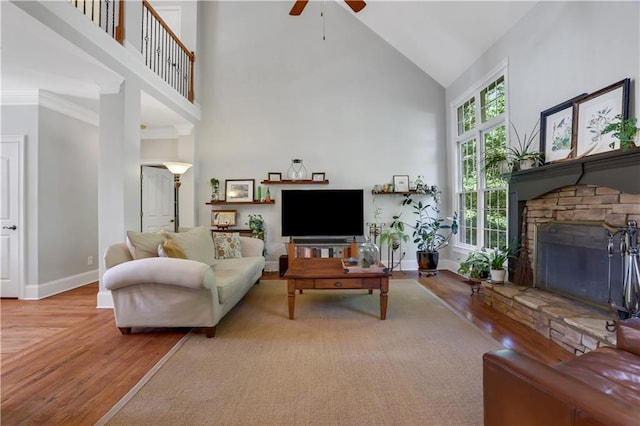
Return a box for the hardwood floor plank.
[1,270,573,424]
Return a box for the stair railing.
[141,0,195,102]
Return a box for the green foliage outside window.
[457,98,476,135]
[456,75,507,250]
[481,76,505,123]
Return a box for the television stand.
[287,240,360,259]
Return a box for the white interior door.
[1,136,23,298]
[141,166,174,232]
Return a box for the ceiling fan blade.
[289,0,309,16]
[344,0,366,13]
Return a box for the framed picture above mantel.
[572,78,630,159]
[540,93,587,163]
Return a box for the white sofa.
[103,229,265,338]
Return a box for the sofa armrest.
[617,318,640,356]
[103,257,214,291]
[239,236,264,257]
[483,349,639,426]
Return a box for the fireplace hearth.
[493,150,640,353]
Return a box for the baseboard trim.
[97,290,114,309]
[22,270,98,300]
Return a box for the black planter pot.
[417,251,439,276]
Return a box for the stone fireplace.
[525,185,638,309]
[482,150,640,354]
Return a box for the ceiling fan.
[289,0,366,16]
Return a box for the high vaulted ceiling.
[342,0,538,87]
[2,1,538,128]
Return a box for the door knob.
[3,225,17,230]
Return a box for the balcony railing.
[68,0,124,43]
[68,0,194,103]
[141,0,194,102]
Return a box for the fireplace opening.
[535,221,623,310]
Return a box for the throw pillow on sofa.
[158,239,187,259]
[126,230,165,259]
[212,232,242,259]
[165,226,217,266]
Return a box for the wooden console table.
[284,257,390,320]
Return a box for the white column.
[97,82,141,308]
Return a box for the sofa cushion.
[126,230,165,259]
[165,227,217,267]
[158,239,187,259]
[213,232,242,259]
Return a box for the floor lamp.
[163,162,192,232]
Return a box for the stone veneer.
[523,184,640,273]
[482,282,616,354]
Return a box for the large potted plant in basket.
[402,187,458,275]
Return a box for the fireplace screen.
[535,222,622,309]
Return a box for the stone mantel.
[507,149,640,279]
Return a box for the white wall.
[1,102,99,297]
[445,1,640,265]
[197,1,447,269]
[38,107,98,283]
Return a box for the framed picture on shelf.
[268,172,281,181]
[225,179,255,202]
[573,78,630,159]
[540,93,588,163]
[311,172,325,181]
[212,210,236,227]
[393,175,409,192]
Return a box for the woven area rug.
[100,280,501,425]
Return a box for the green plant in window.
[483,121,543,179]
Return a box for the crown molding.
[1,89,99,127]
[141,123,193,140]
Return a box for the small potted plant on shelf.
[210,178,220,201]
[457,250,490,283]
[486,242,517,284]
[402,187,458,274]
[602,114,639,150]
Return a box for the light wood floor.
[1,270,573,424]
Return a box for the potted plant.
[484,122,543,178]
[210,178,220,201]
[379,214,410,251]
[486,242,517,284]
[457,250,490,283]
[402,187,458,273]
[602,114,639,151]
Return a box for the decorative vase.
[358,239,380,268]
[287,159,307,180]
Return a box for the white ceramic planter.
[490,269,507,284]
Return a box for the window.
[454,73,508,250]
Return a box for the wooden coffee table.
[284,257,390,320]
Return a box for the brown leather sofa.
[483,318,640,425]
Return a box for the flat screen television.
[281,189,364,239]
